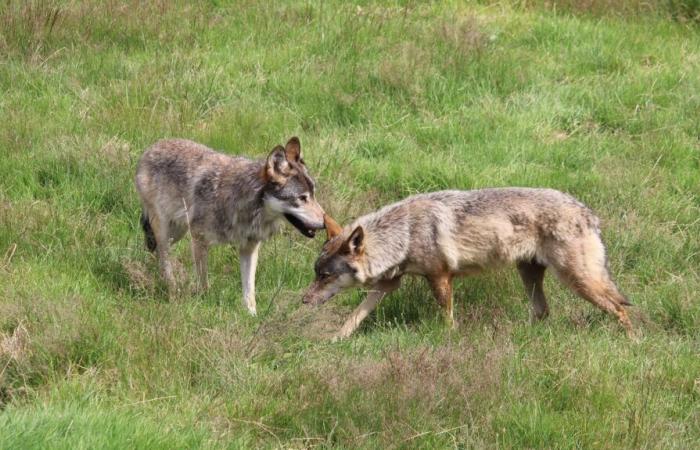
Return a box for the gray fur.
[304,188,634,338]
[135,137,325,314]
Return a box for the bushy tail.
[610,280,633,306]
[140,210,157,252]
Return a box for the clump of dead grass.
[0,292,94,406]
[0,323,30,362]
[325,342,510,406]
[267,336,513,446]
[0,0,210,61]
[0,0,61,60]
[437,14,490,58]
[522,0,700,22]
[377,41,429,96]
[242,292,349,359]
[121,258,157,294]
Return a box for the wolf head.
[302,215,365,305]
[262,137,325,238]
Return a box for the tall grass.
[1,0,699,447]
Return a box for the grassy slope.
[1,1,699,448]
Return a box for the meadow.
[1,1,699,448]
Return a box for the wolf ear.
[284,137,302,163]
[324,214,342,239]
[265,145,289,183]
[346,226,364,255]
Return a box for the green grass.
[1,1,699,448]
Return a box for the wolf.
[303,189,634,339]
[135,137,325,314]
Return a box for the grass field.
[1,1,699,448]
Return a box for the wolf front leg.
[335,278,401,340]
[239,241,261,316]
[428,274,456,329]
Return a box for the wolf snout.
[302,217,325,238]
[302,286,322,306]
[309,219,325,230]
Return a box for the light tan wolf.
[303,189,634,339]
[135,137,325,314]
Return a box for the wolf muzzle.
[302,281,332,306]
[302,291,322,306]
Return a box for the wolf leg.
[192,237,209,292]
[140,210,157,252]
[428,274,455,328]
[336,278,401,340]
[516,260,549,321]
[151,214,177,297]
[239,241,261,316]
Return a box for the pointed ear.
[346,226,364,255]
[324,214,342,239]
[265,145,289,183]
[284,137,301,163]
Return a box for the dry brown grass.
[0,323,30,362]
[0,280,92,406]
[121,258,157,294]
[377,41,429,94]
[0,0,211,61]
[437,14,489,58]
[520,0,700,21]
[276,336,513,446]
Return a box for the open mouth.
[284,213,317,238]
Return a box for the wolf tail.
[140,210,157,253]
[612,284,633,306]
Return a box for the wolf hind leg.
[140,210,157,252]
[516,260,549,321]
[150,214,178,297]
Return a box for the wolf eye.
[298,194,309,203]
[319,271,330,280]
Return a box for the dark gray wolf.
[303,189,634,338]
[135,137,324,314]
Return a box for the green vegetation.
[1,1,698,447]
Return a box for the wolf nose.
[309,218,325,230]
